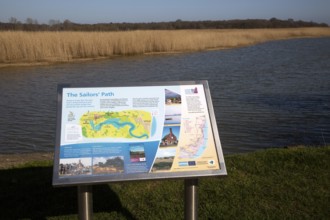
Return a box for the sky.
[1,0,329,25]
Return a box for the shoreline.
[0,45,235,68]
[1,28,330,68]
[0,36,321,68]
[0,145,322,169]
[0,152,54,169]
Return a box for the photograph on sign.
[53,81,226,186]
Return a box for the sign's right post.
[184,178,199,220]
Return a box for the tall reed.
[1,28,330,65]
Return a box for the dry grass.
[1,28,330,66]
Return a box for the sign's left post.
[78,185,93,220]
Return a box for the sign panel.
[53,81,226,186]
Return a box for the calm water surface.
[0,38,329,154]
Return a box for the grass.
[1,28,330,66]
[0,146,329,219]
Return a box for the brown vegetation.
[1,28,330,66]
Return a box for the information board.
[53,81,226,186]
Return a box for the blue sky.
[1,0,329,25]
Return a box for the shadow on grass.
[0,165,135,219]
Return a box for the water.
[0,37,329,154]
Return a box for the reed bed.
[1,28,330,65]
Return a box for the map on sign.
[179,116,207,159]
[80,110,151,139]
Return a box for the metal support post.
[184,179,198,220]
[78,185,93,220]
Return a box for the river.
[0,37,329,154]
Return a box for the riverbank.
[1,27,330,67]
[0,146,328,219]
[0,152,53,169]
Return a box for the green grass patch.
[0,146,329,219]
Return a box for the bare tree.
[9,17,19,24]
[63,19,72,25]
[26,17,33,24]
[49,19,61,26]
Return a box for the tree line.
[0,17,328,31]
